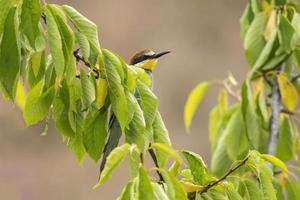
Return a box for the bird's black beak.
[151,51,171,59]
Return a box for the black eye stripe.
[132,55,152,65]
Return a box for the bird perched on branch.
[99,50,170,174]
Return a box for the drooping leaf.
[103,49,128,131]
[277,115,299,161]
[138,166,154,200]
[128,145,140,178]
[240,4,254,38]
[45,5,65,80]
[184,82,210,130]
[182,150,208,185]
[23,80,55,125]
[20,0,41,48]
[278,14,296,52]
[62,5,101,67]
[152,183,169,200]
[160,169,188,200]
[83,109,108,162]
[0,6,20,100]
[238,178,263,200]
[224,108,248,161]
[244,13,267,67]
[80,70,95,109]
[286,177,300,200]
[241,82,261,149]
[95,143,130,188]
[153,111,171,168]
[117,180,135,200]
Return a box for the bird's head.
[129,50,170,71]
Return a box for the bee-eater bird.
[99,50,171,174]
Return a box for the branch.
[267,76,281,157]
[73,49,100,79]
[148,146,165,183]
[200,156,249,194]
[290,74,300,82]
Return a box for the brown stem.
[200,156,249,194]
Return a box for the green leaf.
[277,115,299,161]
[238,179,263,200]
[103,49,128,131]
[254,29,278,70]
[153,111,171,168]
[138,166,154,200]
[184,82,210,130]
[257,163,277,200]
[241,82,261,149]
[83,109,108,161]
[211,130,232,176]
[45,5,65,80]
[80,70,96,109]
[160,169,188,200]
[0,0,20,35]
[151,143,183,166]
[225,184,243,200]
[136,80,158,127]
[286,177,300,200]
[117,180,135,200]
[94,143,130,188]
[224,108,248,161]
[240,4,254,39]
[62,5,101,66]
[152,183,169,200]
[23,80,55,125]
[74,31,90,62]
[277,73,299,112]
[182,150,208,185]
[20,0,41,48]
[209,89,228,148]
[259,154,288,174]
[278,14,296,52]
[0,6,20,100]
[244,13,267,67]
[125,99,146,151]
[128,145,140,178]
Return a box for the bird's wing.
[99,114,122,177]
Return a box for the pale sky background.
[0,0,248,199]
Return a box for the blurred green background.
[0,0,248,199]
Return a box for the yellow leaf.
[180,181,204,192]
[96,78,108,109]
[277,74,299,112]
[16,81,27,111]
[260,154,288,174]
[184,82,210,131]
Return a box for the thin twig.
[200,156,249,194]
[290,74,300,82]
[148,147,165,183]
